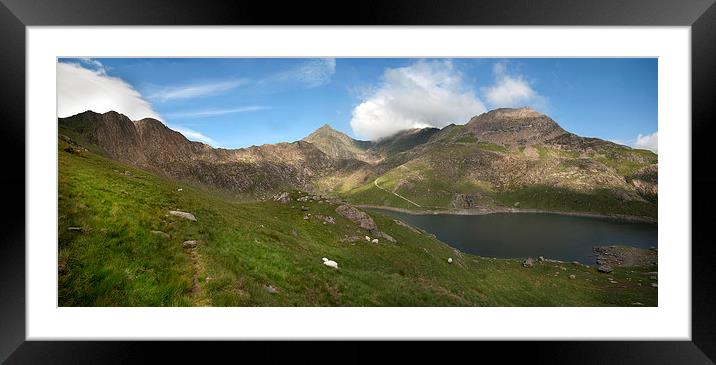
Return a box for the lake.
[370,209,658,264]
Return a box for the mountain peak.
[485,107,544,119]
[303,124,369,160]
[466,108,564,146]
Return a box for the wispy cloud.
[147,79,249,102]
[482,61,547,110]
[166,124,220,147]
[165,106,269,119]
[634,131,658,153]
[77,58,108,75]
[264,58,336,88]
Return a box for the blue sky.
[57,58,658,152]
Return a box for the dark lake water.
[370,209,658,264]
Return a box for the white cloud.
[350,60,486,140]
[267,58,336,88]
[165,106,269,119]
[634,131,658,153]
[482,62,546,109]
[57,62,161,121]
[147,79,248,102]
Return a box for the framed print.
[2,0,715,363]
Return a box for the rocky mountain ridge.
[59,107,658,217]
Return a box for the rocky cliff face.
[60,111,340,195]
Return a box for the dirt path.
[184,242,211,305]
[373,178,423,208]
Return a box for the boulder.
[569,274,576,279]
[378,231,396,243]
[265,285,278,294]
[169,210,196,221]
[523,258,535,268]
[335,204,377,231]
[597,265,613,273]
[182,240,198,249]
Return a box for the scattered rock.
[598,265,613,273]
[318,215,335,224]
[272,192,291,203]
[182,240,198,249]
[365,236,371,242]
[177,188,183,192]
[301,206,310,211]
[150,230,170,238]
[513,201,520,207]
[447,258,453,264]
[169,210,196,221]
[538,256,545,262]
[632,302,644,306]
[303,215,310,220]
[67,226,83,232]
[593,246,657,267]
[265,285,278,294]
[291,229,299,237]
[335,204,377,231]
[569,274,576,279]
[560,266,567,271]
[649,276,657,280]
[378,231,396,243]
[523,258,535,268]
[650,283,658,288]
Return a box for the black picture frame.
[1,0,714,363]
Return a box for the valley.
[58,135,658,306]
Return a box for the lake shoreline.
[358,204,657,224]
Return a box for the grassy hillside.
[341,132,658,219]
[59,137,657,306]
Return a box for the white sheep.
[365,236,371,241]
[371,238,379,244]
[177,188,183,192]
[447,258,453,264]
[322,257,338,269]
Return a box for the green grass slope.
[59,137,657,306]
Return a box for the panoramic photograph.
[57,57,658,307]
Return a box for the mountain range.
[58,107,658,219]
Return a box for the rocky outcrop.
[335,204,377,231]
